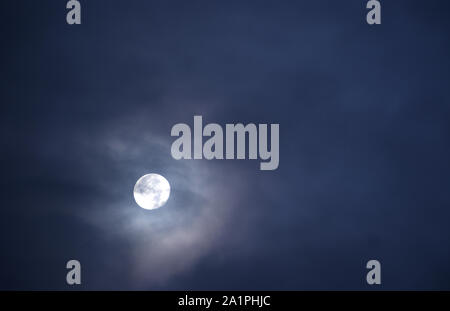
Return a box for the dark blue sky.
[1,0,450,290]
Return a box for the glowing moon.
[133,174,171,210]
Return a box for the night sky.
[1,0,450,290]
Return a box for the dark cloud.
[1,0,450,290]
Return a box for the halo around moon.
[133,174,171,210]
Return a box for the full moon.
[133,174,171,210]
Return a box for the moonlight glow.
[133,174,171,210]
